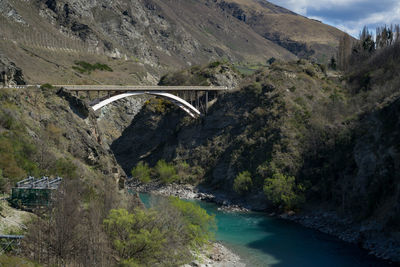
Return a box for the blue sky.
[267,0,400,37]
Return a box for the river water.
[139,193,390,266]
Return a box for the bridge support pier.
[196,91,199,109]
[205,91,208,113]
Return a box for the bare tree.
[337,33,352,71]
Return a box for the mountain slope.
[217,0,346,61]
[0,0,349,85]
[0,0,297,85]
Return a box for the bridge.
[59,85,228,117]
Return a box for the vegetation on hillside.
[233,171,252,195]
[122,60,346,210]
[118,45,400,243]
[131,160,204,185]
[0,87,216,266]
[0,88,84,192]
[21,177,215,266]
[72,61,113,74]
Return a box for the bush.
[263,172,305,210]
[168,197,215,249]
[104,208,166,265]
[131,161,151,183]
[245,82,262,95]
[46,124,63,145]
[267,57,276,65]
[0,135,39,184]
[0,255,40,267]
[146,98,172,114]
[208,61,222,68]
[40,83,54,90]
[0,169,5,192]
[51,158,78,179]
[72,61,113,74]
[233,171,252,195]
[155,160,179,184]
[0,153,26,182]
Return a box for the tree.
[131,161,151,183]
[337,33,352,71]
[233,171,252,195]
[23,180,84,266]
[263,172,304,210]
[168,197,215,249]
[359,26,375,53]
[0,169,4,192]
[155,160,178,184]
[103,208,166,265]
[329,56,337,70]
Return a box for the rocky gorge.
[110,60,400,264]
[0,0,399,265]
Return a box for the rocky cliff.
[0,54,25,87]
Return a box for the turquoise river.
[139,193,390,266]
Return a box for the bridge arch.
[92,91,201,117]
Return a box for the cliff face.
[0,54,25,87]
[0,86,126,191]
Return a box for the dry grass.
[223,0,347,62]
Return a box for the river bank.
[128,180,398,264]
[131,181,246,266]
[183,242,245,267]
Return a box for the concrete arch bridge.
[59,85,228,118]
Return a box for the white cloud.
[268,0,400,37]
[271,0,366,15]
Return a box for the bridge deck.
[58,85,227,91]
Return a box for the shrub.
[131,161,151,183]
[46,124,63,145]
[0,135,39,184]
[175,161,204,184]
[155,160,178,184]
[0,152,26,183]
[304,67,316,77]
[104,208,166,265]
[168,197,215,249]
[233,171,252,195]
[0,169,5,192]
[0,255,40,267]
[146,98,171,114]
[51,158,78,179]
[40,83,54,89]
[72,61,113,74]
[263,172,305,210]
[208,61,222,68]
[246,82,262,95]
[267,57,276,65]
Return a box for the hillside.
[0,0,348,86]
[0,0,291,85]
[217,0,346,61]
[111,60,400,262]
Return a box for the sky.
[267,0,400,37]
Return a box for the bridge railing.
[57,85,228,91]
